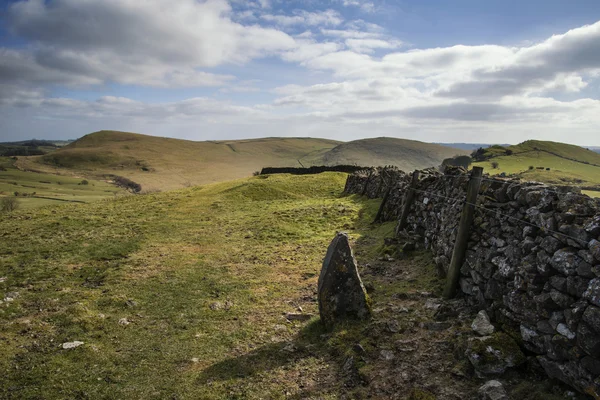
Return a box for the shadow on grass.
[196,192,390,397]
[197,318,329,383]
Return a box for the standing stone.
[318,232,371,328]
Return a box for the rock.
[118,318,130,326]
[62,341,84,349]
[478,380,508,400]
[379,349,395,360]
[472,310,495,336]
[583,278,600,306]
[387,319,400,333]
[556,323,576,340]
[549,290,575,308]
[550,249,579,276]
[590,239,600,262]
[582,305,600,333]
[577,322,600,356]
[209,302,223,310]
[465,333,526,375]
[318,233,371,328]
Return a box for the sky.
[1,0,600,145]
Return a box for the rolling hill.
[18,131,468,191]
[18,131,341,191]
[473,140,600,195]
[310,137,470,171]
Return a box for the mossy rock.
[466,332,526,375]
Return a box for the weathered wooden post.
[396,170,420,234]
[373,170,393,223]
[443,166,483,299]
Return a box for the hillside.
[473,140,600,192]
[0,157,122,209]
[307,137,470,171]
[19,131,469,191]
[19,131,341,191]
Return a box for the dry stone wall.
[344,166,600,397]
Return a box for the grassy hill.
[473,140,600,196]
[18,131,469,192]
[19,131,341,191]
[0,157,122,209]
[305,137,470,171]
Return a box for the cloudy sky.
[1,0,600,145]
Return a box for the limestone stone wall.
[344,167,600,396]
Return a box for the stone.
[550,249,579,276]
[582,305,600,333]
[549,276,567,292]
[491,256,513,279]
[556,323,576,340]
[549,290,575,308]
[62,341,84,349]
[478,380,508,400]
[472,310,495,336]
[583,278,600,307]
[318,233,371,328]
[584,217,600,237]
[590,239,600,262]
[465,333,526,375]
[380,349,395,360]
[118,318,130,326]
[577,322,600,356]
[566,276,588,298]
[540,236,563,255]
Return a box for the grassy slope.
[19,131,341,191]
[474,140,600,192]
[0,172,383,399]
[0,157,122,209]
[0,172,583,399]
[309,137,470,171]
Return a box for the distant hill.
[472,140,600,191]
[309,137,469,171]
[589,147,600,154]
[16,131,469,191]
[19,131,340,190]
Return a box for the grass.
[16,131,471,192]
[473,141,600,189]
[17,131,341,192]
[308,137,470,171]
[0,157,122,209]
[0,172,391,399]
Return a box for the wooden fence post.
[373,171,393,224]
[396,170,420,234]
[443,166,483,299]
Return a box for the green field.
[473,141,600,192]
[17,131,469,192]
[0,157,122,209]
[0,173,378,399]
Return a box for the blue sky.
[1,0,600,145]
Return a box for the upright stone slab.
[318,232,371,328]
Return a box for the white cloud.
[3,0,295,88]
[339,0,376,13]
[261,10,343,27]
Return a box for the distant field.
[17,131,469,192]
[17,131,342,191]
[0,157,122,209]
[473,140,600,190]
